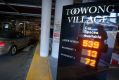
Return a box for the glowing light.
[80,57,96,67]
[93,41,99,49]
[87,50,91,56]
[83,40,88,47]
[91,50,98,58]
[87,50,98,58]
[85,58,90,64]
[81,39,100,67]
[88,41,93,48]
[82,40,100,49]
[90,59,96,67]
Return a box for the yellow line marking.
[26,44,52,80]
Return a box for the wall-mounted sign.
[57,2,119,80]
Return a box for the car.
[0,31,31,55]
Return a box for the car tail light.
[0,41,5,47]
[111,59,118,65]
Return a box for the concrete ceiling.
[0,0,41,6]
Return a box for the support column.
[51,0,73,58]
[40,0,52,57]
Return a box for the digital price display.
[82,40,100,49]
[81,49,98,58]
[80,39,100,67]
[80,57,96,67]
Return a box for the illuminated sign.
[81,49,98,58]
[82,40,100,49]
[57,2,119,80]
[80,39,100,67]
[80,57,96,67]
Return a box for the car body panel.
[0,31,31,55]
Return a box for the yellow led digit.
[82,40,100,49]
[81,39,100,67]
[88,41,93,48]
[83,40,88,47]
[85,58,90,64]
[89,59,96,67]
[91,51,98,58]
[93,41,100,49]
[87,50,91,56]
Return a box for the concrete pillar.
[40,0,52,57]
[51,0,73,58]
